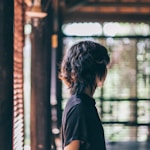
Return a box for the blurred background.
[0,0,150,150]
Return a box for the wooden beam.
[66,1,150,12]
[86,1,150,7]
[65,0,88,11]
[63,12,150,23]
[65,0,87,8]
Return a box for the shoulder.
[67,94,82,105]
[62,95,85,130]
[64,95,84,115]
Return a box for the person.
[59,40,110,150]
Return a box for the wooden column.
[30,16,52,150]
[57,2,63,129]
[51,0,63,130]
[0,0,14,149]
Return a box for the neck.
[84,87,96,98]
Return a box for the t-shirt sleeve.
[63,103,89,147]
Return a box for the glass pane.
[103,39,137,98]
[102,101,130,122]
[137,39,150,98]
[103,23,150,36]
[137,126,149,141]
[62,22,150,36]
[104,125,137,141]
[137,101,150,124]
[62,22,102,36]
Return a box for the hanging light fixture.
[26,0,47,18]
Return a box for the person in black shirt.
[59,40,110,150]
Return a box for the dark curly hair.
[59,40,110,95]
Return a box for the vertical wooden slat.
[0,0,14,149]
[13,0,25,149]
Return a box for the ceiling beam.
[65,0,87,8]
[86,1,150,7]
[63,12,150,23]
[66,1,150,12]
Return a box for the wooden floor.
[106,141,150,150]
[56,139,150,150]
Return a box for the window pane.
[138,101,150,124]
[137,39,150,98]
[103,39,137,98]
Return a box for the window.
[62,22,150,142]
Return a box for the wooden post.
[0,0,14,149]
[30,18,52,150]
[51,0,63,131]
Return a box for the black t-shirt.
[61,93,106,150]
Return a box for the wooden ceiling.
[63,0,150,23]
